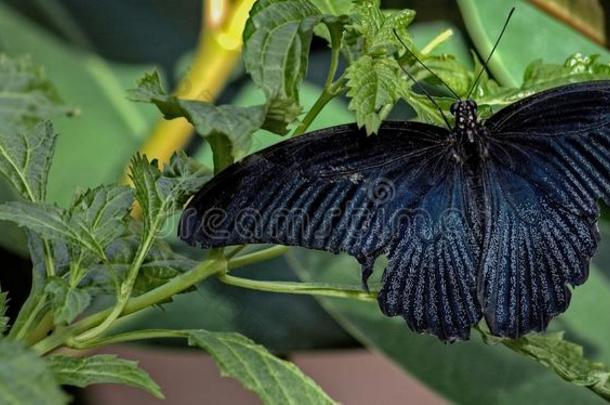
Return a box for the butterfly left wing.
[480,80,610,337]
[180,122,484,341]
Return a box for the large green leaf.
[457,0,608,87]
[0,4,155,203]
[187,329,336,404]
[47,354,163,399]
[130,71,267,162]
[244,0,346,134]
[0,4,156,254]
[289,249,605,404]
[0,340,67,404]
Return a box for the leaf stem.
[218,273,377,301]
[292,79,345,137]
[33,258,226,355]
[227,245,289,270]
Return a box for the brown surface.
[87,345,446,405]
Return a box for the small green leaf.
[502,332,610,399]
[90,231,197,297]
[346,55,402,133]
[47,354,163,399]
[0,340,67,404]
[69,185,134,251]
[478,53,610,106]
[348,1,415,57]
[129,152,210,235]
[131,71,266,161]
[187,330,336,405]
[45,278,91,324]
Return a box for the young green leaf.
[346,55,403,133]
[478,53,610,106]
[47,354,163,399]
[187,330,336,405]
[89,230,197,297]
[45,278,91,324]
[502,333,610,399]
[129,151,211,235]
[68,185,134,251]
[243,0,347,134]
[348,1,415,57]
[0,340,67,404]
[130,71,266,161]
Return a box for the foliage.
[0,0,609,403]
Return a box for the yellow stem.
[124,0,256,179]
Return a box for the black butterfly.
[179,79,610,342]
[178,7,610,341]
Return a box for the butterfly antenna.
[393,29,461,100]
[467,7,515,99]
[397,62,452,129]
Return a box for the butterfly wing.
[480,80,610,337]
[180,122,483,340]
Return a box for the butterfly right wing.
[179,122,484,341]
[478,81,610,337]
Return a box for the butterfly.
[178,79,610,342]
[177,9,610,341]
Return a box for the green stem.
[12,293,48,341]
[69,329,188,350]
[292,38,346,138]
[292,84,341,137]
[34,258,226,355]
[227,245,289,270]
[218,273,377,301]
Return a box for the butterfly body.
[180,80,610,342]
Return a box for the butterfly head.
[450,99,479,143]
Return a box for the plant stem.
[34,258,226,355]
[218,273,377,301]
[227,245,289,270]
[69,329,188,349]
[292,84,341,137]
[292,34,346,137]
[420,28,454,55]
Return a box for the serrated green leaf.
[401,92,454,126]
[0,121,57,202]
[68,185,134,261]
[502,332,610,399]
[243,0,346,133]
[131,71,264,161]
[187,330,336,405]
[0,54,69,127]
[129,152,210,235]
[0,201,105,259]
[47,354,163,399]
[88,230,197,297]
[0,340,67,404]
[348,1,415,57]
[478,53,610,106]
[346,55,402,133]
[45,278,91,324]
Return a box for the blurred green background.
[1,0,610,403]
